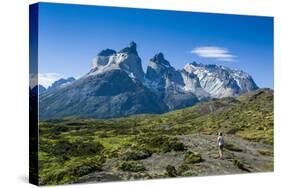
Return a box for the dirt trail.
[78,134,273,183]
[176,134,273,175]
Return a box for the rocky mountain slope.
[39,43,169,119]
[47,77,76,92]
[39,42,259,119]
[146,53,199,109]
[184,62,258,98]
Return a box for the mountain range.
[38,42,258,119]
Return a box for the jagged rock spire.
[97,48,116,56]
[119,41,138,55]
[149,52,172,68]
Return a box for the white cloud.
[191,46,236,62]
[38,73,63,88]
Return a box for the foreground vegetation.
[39,89,273,185]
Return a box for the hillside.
[38,88,273,185]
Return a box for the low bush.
[183,151,203,164]
[117,161,146,172]
[120,150,151,161]
[135,134,185,153]
[49,140,104,157]
[164,138,185,152]
[177,163,190,176]
[40,157,104,185]
[165,165,177,177]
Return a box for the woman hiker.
[217,132,224,159]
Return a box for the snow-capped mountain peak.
[89,42,144,81]
[184,62,258,98]
[47,77,76,92]
[150,53,172,68]
[119,41,138,55]
[146,53,177,82]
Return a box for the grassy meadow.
[38,89,273,185]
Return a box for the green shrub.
[169,138,185,151]
[177,163,190,175]
[161,137,185,152]
[117,161,146,172]
[165,165,177,177]
[120,150,151,161]
[184,151,203,164]
[76,141,104,156]
[40,157,104,185]
[135,134,185,153]
[50,140,104,157]
[68,161,102,177]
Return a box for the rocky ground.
[77,133,273,183]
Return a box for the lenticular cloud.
[191,46,236,62]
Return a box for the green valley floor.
[38,89,273,185]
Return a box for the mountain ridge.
[39,42,259,119]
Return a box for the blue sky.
[37,3,273,88]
